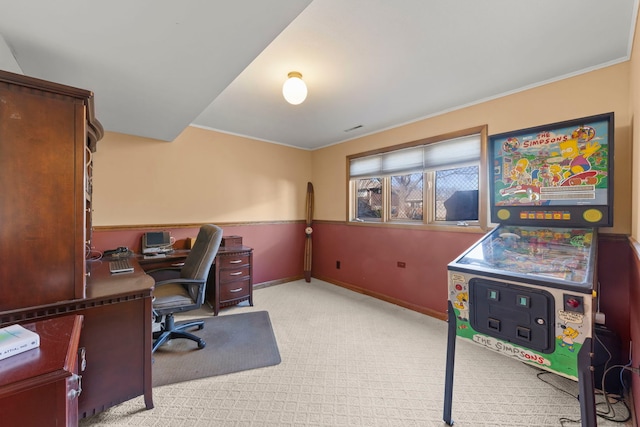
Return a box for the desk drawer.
[219,266,250,283]
[218,254,250,269]
[219,279,251,301]
[141,260,185,271]
[138,252,188,272]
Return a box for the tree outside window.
[348,127,486,228]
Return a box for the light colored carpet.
[80,279,633,426]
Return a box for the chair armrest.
[153,278,206,287]
[153,278,207,306]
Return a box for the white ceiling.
[0,0,637,150]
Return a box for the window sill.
[348,220,489,234]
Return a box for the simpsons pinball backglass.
[443,113,614,426]
[490,112,613,228]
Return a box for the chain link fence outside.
[435,166,479,221]
[355,166,478,222]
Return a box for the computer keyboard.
[109,258,134,274]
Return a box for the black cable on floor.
[533,368,631,424]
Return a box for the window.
[348,126,487,229]
[433,166,478,221]
[391,173,423,221]
[355,177,383,220]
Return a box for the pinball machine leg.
[443,300,457,426]
[577,337,596,427]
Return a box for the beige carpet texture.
[80,279,633,427]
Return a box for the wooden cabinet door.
[0,78,87,311]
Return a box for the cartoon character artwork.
[453,291,469,322]
[557,127,600,179]
[509,158,531,185]
[449,274,469,328]
[503,137,520,153]
[532,165,554,188]
[492,119,609,207]
[557,325,580,352]
[556,305,588,354]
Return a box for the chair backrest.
[180,224,223,281]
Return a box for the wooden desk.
[0,315,83,427]
[81,257,154,417]
[137,250,190,270]
[0,257,155,419]
[138,246,254,316]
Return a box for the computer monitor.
[141,231,172,254]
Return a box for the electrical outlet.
[397,261,406,268]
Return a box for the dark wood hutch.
[0,70,154,422]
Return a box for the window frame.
[346,125,489,232]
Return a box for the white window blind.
[350,134,480,178]
[381,146,424,175]
[349,156,382,178]
[422,134,480,169]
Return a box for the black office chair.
[149,224,223,353]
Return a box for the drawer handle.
[230,287,243,293]
[230,272,242,276]
[229,260,242,264]
[68,374,83,399]
[171,262,185,267]
[79,347,87,372]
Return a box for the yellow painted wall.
[632,14,640,241]
[313,63,632,235]
[92,126,312,226]
[625,9,640,419]
[94,58,633,236]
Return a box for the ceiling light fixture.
[282,71,307,105]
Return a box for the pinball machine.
[443,112,614,427]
